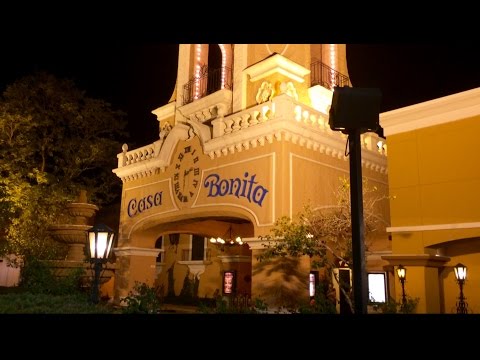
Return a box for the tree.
[257,176,389,313]
[0,71,127,260]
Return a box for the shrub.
[373,296,419,314]
[122,282,163,314]
[19,257,85,295]
[294,283,337,314]
[0,293,113,314]
[199,295,268,314]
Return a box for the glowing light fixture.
[86,223,115,304]
[209,226,243,251]
[376,140,383,151]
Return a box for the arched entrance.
[128,215,254,305]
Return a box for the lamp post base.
[91,261,103,304]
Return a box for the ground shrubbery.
[0,258,115,314]
[0,292,113,314]
[122,282,163,314]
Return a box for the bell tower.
[168,44,350,123]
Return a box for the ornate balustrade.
[115,94,387,176]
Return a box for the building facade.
[112,44,390,310]
[381,87,480,313]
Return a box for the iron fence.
[310,60,350,89]
[182,65,232,105]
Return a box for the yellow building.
[112,44,390,311]
[380,87,480,314]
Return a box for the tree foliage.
[0,71,127,259]
[258,176,389,313]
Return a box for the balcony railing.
[182,65,232,105]
[310,61,350,90]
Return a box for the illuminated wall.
[381,88,480,313]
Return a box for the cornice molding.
[114,246,161,257]
[387,222,480,233]
[152,101,176,122]
[217,255,252,263]
[242,237,276,250]
[204,117,387,173]
[381,254,450,268]
[244,54,310,83]
[380,87,480,136]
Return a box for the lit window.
[309,271,319,298]
[368,272,387,303]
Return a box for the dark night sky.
[1,43,480,147]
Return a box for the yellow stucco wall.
[388,115,480,248]
[387,115,480,313]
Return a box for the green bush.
[373,296,419,314]
[199,295,268,314]
[122,282,163,314]
[0,292,114,314]
[294,283,337,314]
[19,257,85,295]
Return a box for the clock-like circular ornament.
[173,145,201,205]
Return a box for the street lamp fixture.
[454,263,468,314]
[396,264,407,309]
[86,223,115,304]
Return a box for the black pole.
[348,129,368,314]
[457,281,468,314]
[401,281,407,304]
[400,280,407,312]
[91,261,102,304]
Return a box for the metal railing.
[310,61,350,90]
[182,66,232,105]
[231,293,252,309]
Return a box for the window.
[154,236,164,263]
[180,235,211,262]
[368,272,387,303]
[191,235,205,261]
[309,271,319,298]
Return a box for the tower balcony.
[182,65,233,106]
[310,60,350,90]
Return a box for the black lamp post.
[329,86,382,314]
[86,223,115,304]
[396,264,407,309]
[454,263,468,314]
